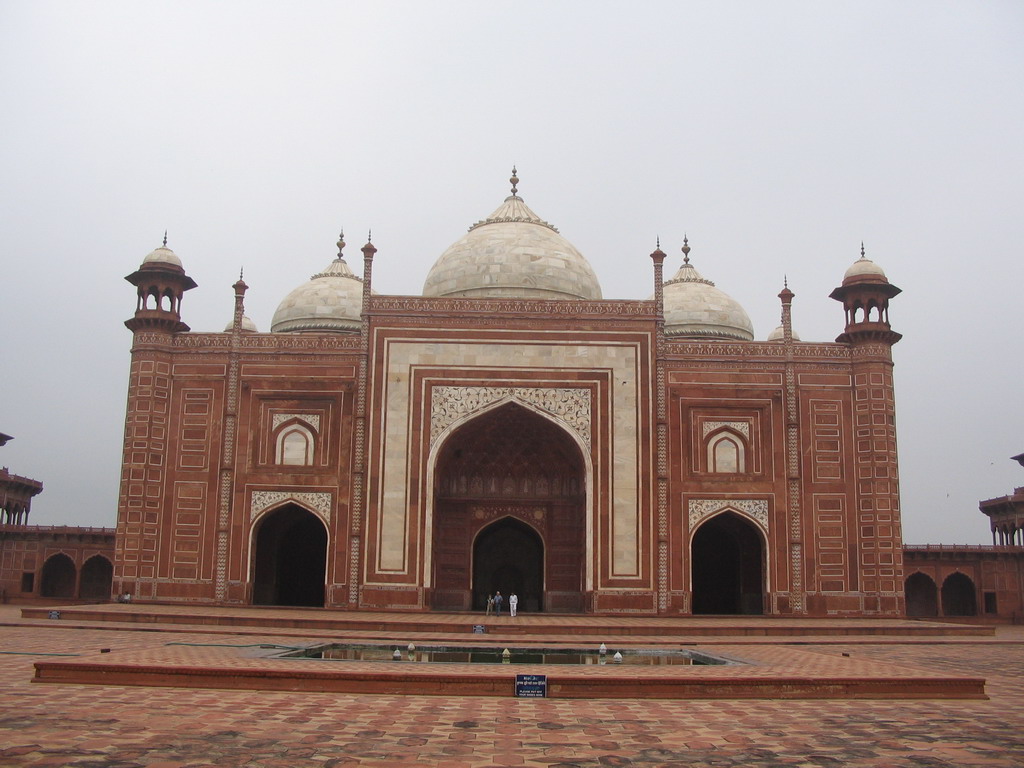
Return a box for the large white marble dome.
[271,236,364,333]
[422,171,603,301]
[661,241,754,341]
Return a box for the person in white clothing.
[509,592,519,617]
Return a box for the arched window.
[275,424,314,466]
[708,432,745,473]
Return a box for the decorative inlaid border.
[688,498,769,533]
[250,490,332,523]
[701,420,750,440]
[430,386,591,449]
[271,413,321,432]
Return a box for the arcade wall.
[0,525,114,602]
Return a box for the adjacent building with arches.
[902,454,1024,622]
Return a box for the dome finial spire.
[510,166,519,197]
[860,241,866,258]
[163,230,168,247]
[681,234,691,264]
[337,229,346,257]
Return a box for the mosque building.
[107,170,911,616]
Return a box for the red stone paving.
[0,605,1022,766]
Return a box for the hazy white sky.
[1,1,1021,543]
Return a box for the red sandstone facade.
[108,184,915,617]
[4,185,1022,620]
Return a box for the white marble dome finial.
[658,239,754,340]
[422,178,603,300]
[271,232,367,333]
[142,235,183,268]
[843,242,888,284]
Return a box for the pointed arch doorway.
[431,401,587,613]
[473,517,544,612]
[40,553,76,599]
[252,504,328,607]
[691,512,765,615]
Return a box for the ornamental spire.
[510,166,519,197]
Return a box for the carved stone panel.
[431,386,591,449]
[250,490,332,523]
[688,498,769,533]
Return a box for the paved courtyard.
[1,606,1022,767]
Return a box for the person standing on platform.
[494,591,503,615]
[486,594,494,615]
[509,592,519,617]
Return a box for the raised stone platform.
[26,604,989,700]
[20,603,995,639]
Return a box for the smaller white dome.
[843,255,887,282]
[142,245,182,268]
[661,249,754,341]
[767,325,800,341]
[271,254,364,333]
[224,315,258,333]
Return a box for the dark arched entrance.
[941,572,977,616]
[40,553,76,598]
[79,555,114,600]
[691,512,764,615]
[431,401,586,613]
[473,517,544,612]
[252,505,327,607]
[904,572,938,617]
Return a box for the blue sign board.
[515,674,547,698]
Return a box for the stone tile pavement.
[0,607,1021,767]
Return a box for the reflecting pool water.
[281,644,730,666]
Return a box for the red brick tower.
[115,237,197,599]
[829,245,904,613]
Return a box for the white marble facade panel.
[369,335,645,583]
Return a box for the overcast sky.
[1,1,1021,544]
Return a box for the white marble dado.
[369,335,646,583]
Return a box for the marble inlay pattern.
[431,386,591,448]
[688,498,769,533]
[701,420,750,440]
[250,490,332,523]
[272,413,321,432]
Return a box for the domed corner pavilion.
[113,170,907,618]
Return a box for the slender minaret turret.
[115,236,197,600]
[829,243,901,346]
[124,234,197,333]
[650,238,668,612]
[830,244,904,615]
